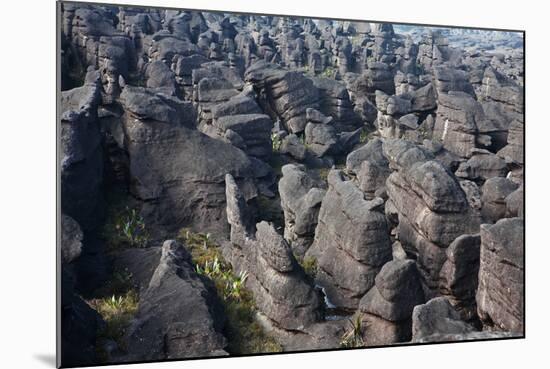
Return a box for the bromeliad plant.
[103,204,149,251]
[340,315,365,348]
[271,132,283,152]
[195,256,249,300]
[178,228,282,354]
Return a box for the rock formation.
[307,170,392,309]
[59,4,525,364]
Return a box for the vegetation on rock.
[177,228,283,354]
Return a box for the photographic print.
[58,1,525,367]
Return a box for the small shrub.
[340,315,365,348]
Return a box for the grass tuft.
[340,315,365,348]
[89,289,139,352]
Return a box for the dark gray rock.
[245,61,321,133]
[439,234,481,322]
[346,138,389,174]
[307,170,392,309]
[412,297,476,342]
[120,86,263,237]
[61,214,84,264]
[60,78,104,230]
[145,60,177,95]
[125,240,227,360]
[433,91,488,158]
[279,164,326,257]
[359,260,425,345]
[224,178,323,331]
[280,134,307,161]
[61,273,104,367]
[481,177,519,223]
[477,218,524,333]
[505,185,524,218]
[385,141,480,294]
[433,65,475,95]
[455,149,508,182]
[214,114,273,160]
[304,121,339,158]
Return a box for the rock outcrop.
[125,240,228,360]
[477,218,524,333]
[384,139,481,295]
[59,4,525,361]
[307,170,392,309]
[278,165,326,257]
[359,259,425,345]
[60,73,104,230]
[224,175,323,330]
[245,61,320,134]
[119,86,267,237]
[439,234,481,322]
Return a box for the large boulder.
[480,177,519,223]
[213,113,273,160]
[476,218,524,333]
[433,91,488,158]
[412,297,477,342]
[61,214,103,367]
[455,149,508,182]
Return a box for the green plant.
[359,127,369,144]
[93,268,134,297]
[300,256,318,280]
[340,315,365,348]
[177,228,221,265]
[227,270,249,300]
[319,167,330,182]
[271,132,283,152]
[89,289,139,351]
[102,205,149,251]
[321,66,336,79]
[177,228,282,354]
